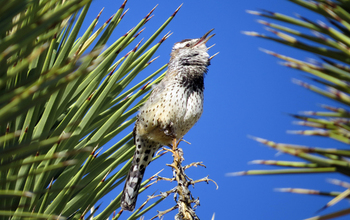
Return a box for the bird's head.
[170,29,215,66]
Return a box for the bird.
[120,29,215,211]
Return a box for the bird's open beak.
[194,29,215,47]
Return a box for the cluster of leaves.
[239,0,350,219]
[0,0,180,219]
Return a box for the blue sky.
[83,0,350,219]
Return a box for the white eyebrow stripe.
[172,39,199,50]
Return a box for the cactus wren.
[121,29,215,211]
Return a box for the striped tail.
[121,135,159,211]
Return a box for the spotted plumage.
[121,29,215,211]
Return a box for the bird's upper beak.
[194,29,215,47]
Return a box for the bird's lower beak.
[194,29,215,46]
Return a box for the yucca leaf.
[229,167,337,176]
[306,207,350,220]
[242,3,350,216]
[0,0,181,219]
[0,210,65,220]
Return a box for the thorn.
[133,38,143,52]
[259,47,277,56]
[101,169,111,182]
[109,64,119,76]
[209,52,219,60]
[91,144,99,155]
[159,31,172,43]
[94,147,103,158]
[74,44,83,59]
[120,8,129,20]
[292,121,307,126]
[247,135,268,144]
[145,4,158,20]
[117,209,123,216]
[97,8,104,20]
[141,80,152,90]
[145,14,154,23]
[286,130,303,134]
[292,78,310,88]
[147,56,160,65]
[123,92,133,101]
[317,20,329,29]
[246,10,261,15]
[248,160,264,164]
[289,188,317,194]
[320,104,338,111]
[283,62,298,70]
[328,86,342,95]
[87,91,95,100]
[299,111,315,115]
[265,27,297,43]
[172,3,183,17]
[124,27,134,37]
[120,0,127,9]
[80,205,91,219]
[257,19,270,25]
[225,171,246,176]
[337,41,349,50]
[275,188,294,192]
[106,13,115,24]
[134,27,146,38]
[207,44,215,50]
[48,178,54,189]
[115,47,122,55]
[323,5,341,21]
[311,30,327,40]
[327,178,350,188]
[123,50,132,58]
[241,31,261,37]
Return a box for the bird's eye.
[185,43,190,47]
